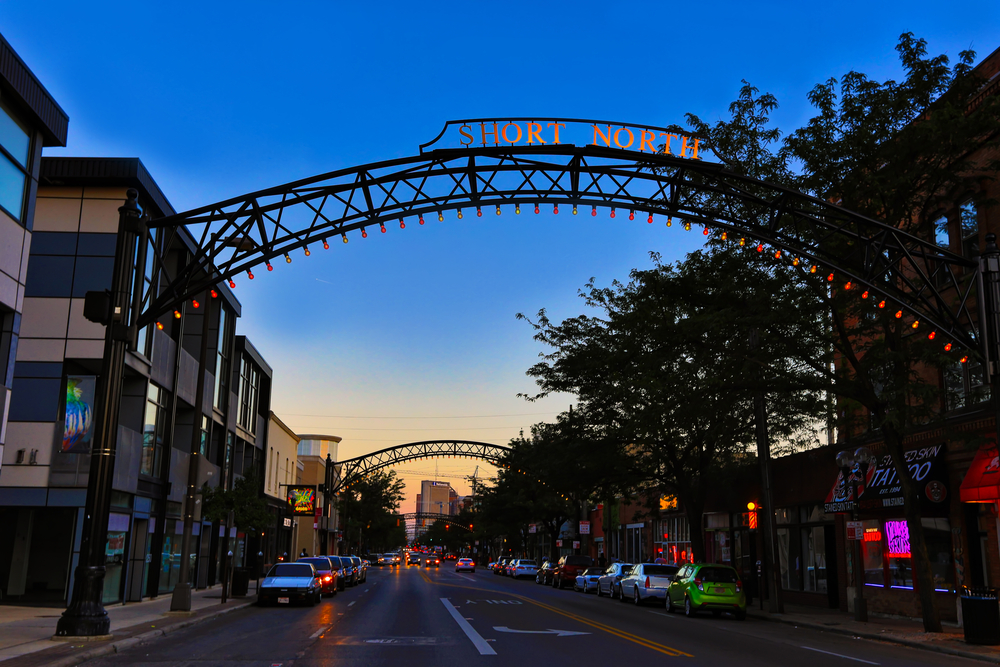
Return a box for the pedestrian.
[300,548,308,558]
[598,554,607,568]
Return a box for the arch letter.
[459,124,474,146]
[527,122,545,144]
[639,130,656,152]
[659,133,677,155]
[592,124,612,147]
[502,122,523,144]
[547,122,565,144]
[614,127,634,149]
[681,135,700,160]
[480,122,500,146]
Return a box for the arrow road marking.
[441,598,497,655]
[492,627,590,637]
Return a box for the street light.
[837,446,873,622]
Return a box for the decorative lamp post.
[837,446,872,622]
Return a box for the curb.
[748,611,1000,665]
[37,600,255,667]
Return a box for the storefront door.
[127,519,148,602]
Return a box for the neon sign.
[885,520,911,558]
[863,528,882,543]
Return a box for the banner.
[62,376,96,453]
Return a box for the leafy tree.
[678,34,1000,631]
[201,470,272,536]
[337,469,406,553]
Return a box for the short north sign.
[420,117,704,159]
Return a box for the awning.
[960,443,1000,503]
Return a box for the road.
[83,563,975,666]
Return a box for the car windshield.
[565,556,591,566]
[298,557,332,570]
[268,563,313,578]
[584,567,603,576]
[699,567,739,583]
[644,565,679,576]
[328,557,343,567]
[617,563,633,573]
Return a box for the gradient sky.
[5,1,999,511]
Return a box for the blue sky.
[6,1,999,508]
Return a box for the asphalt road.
[82,563,978,666]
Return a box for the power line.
[275,411,558,420]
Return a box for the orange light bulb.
[895,310,903,318]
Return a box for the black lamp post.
[55,191,143,637]
[837,446,872,623]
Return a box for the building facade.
[0,32,69,478]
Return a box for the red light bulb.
[844,282,852,290]
[419,215,424,225]
[928,331,936,340]
[944,343,952,351]
[827,273,834,282]
[610,208,616,218]
[554,205,559,214]
[399,219,406,229]
[591,207,597,216]
[210,289,218,299]
[878,300,885,309]
[648,213,654,224]
[477,207,482,217]
[156,322,164,330]
[362,229,368,238]
[228,280,236,288]
[534,205,540,214]
[173,310,181,319]
[266,262,273,271]
[861,290,868,299]
[192,299,200,309]
[323,240,329,249]
[757,243,764,253]
[247,270,254,280]
[629,211,635,220]
[380,224,386,233]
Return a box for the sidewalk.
[0,585,256,666]
[747,601,1000,664]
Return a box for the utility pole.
[56,191,142,637]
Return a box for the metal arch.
[396,513,473,531]
[333,440,509,494]
[135,139,982,358]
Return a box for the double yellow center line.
[416,569,690,657]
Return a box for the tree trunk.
[683,495,706,563]
[880,419,942,632]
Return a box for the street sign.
[847,521,864,540]
[579,521,590,535]
[572,541,580,549]
[556,539,562,547]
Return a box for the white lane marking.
[441,598,497,656]
[646,610,676,619]
[801,646,879,665]
[364,588,370,592]
[493,627,589,637]
[348,601,356,607]
[309,626,329,639]
[453,573,476,582]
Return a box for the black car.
[328,555,350,589]
[297,556,338,596]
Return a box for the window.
[859,518,954,592]
[133,230,160,358]
[931,214,949,248]
[142,384,168,477]
[237,356,259,434]
[960,200,979,258]
[944,356,990,411]
[213,307,232,410]
[0,100,30,222]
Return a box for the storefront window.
[802,526,827,593]
[924,518,955,592]
[777,528,791,589]
[141,384,167,477]
[861,519,884,586]
[102,513,130,603]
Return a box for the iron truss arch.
[137,127,982,358]
[333,440,509,494]
[395,513,473,531]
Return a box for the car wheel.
[619,585,628,603]
[552,576,558,588]
[633,587,641,605]
[666,594,675,613]
[684,597,696,617]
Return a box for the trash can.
[962,587,1000,645]
[231,567,251,597]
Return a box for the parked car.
[665,563,746,620]
[258,562,321,606]
[296,556,338,596]
[487,560,497,571]
[494,558,508,575]
[536,560,557,585]
[327,555,349,590]
[552,555,593,589]
[425,555,441,567]
[620,563,678,605]
[455,558,476,573]
[597,562,634,598]
[509,559,538,579]
[348,556,367,583]
[504,560,517,577]
[574,566,604,593]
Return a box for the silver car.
[509,559,538,579]
[596,562,634,599]
[258,562,321,606]
[619,563,679,605]
[574,566,603,593]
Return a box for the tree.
[678,34,1000,631]
[337,469,406,553]
[201,470,272,537]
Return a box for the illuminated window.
[0,100,30,222]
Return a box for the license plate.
[278,597,290,604]
[713,587,727,594]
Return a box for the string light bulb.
[496,205,502,216]
[684,221,691,231]
[721,231,726,240]
[192,299,200,309]
[534,204,540,214]
[591,206,597,216]
[649,213,654,223]
[304,246,311,256]
[380,223,386,233]
[757,243,764,253]
[895,310,903,318]
[247,270,254,279]
[210,289,218,298]
[861,290,869,299]
[515,204,521,215]
[827,273,834,282]
[573,205,579,215]
[477,207,482,217]
[944,342,952,351]
[610,207,616,218]
[173,310,182,319]
[844,282,851,290]
[323,240,329,250]
[342,234,348,243]
[228,279,236,288]
[960,355,969,364]
[156,322,164,330]
[438,211,444,222]
[878,300,885,309]
[458,208,464,219]
[399,219,406,229]
[554,204,559,214]
[629,210,635,220]
[362,228,368,238]
[285,253,292,264]
[928,331,936,340]
[911,320,919,329]
[810,265,817,274]
[774,250,781,258]
[703,227,709,235]
[666,217,673,227]
[739,237,746,247]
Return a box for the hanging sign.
[421,118,705,160]
[846,521,864,540]
[824,444,949,514]
[286,486,317,515]
[579,521,590,535]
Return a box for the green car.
[665,563,746,620]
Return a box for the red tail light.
[695,577,704,591]
[644,576,650,588]
[324,575,332,582]
[736,580,742,593]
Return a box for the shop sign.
[423,118,705,161]
[283,517,292,528]
[286,486,317,515]
[579,521,590,535]
[556,539,563,547]
[824,444,948,514]
[573,541,580,549]
[846,521,864,540]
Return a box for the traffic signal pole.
[56,191,142,637]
